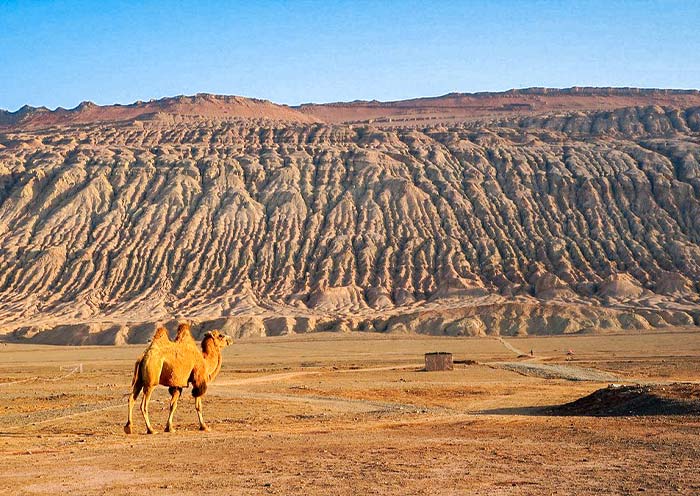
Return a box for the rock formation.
[0,89,699,343]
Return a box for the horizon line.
[3,85,700,114]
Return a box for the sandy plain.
[1,330,699,495]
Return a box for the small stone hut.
[424,352,453,371]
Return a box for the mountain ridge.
[0,93,320,129]
[3,87,700,131]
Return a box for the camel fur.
[124,323,233,434]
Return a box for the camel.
[124,323,233,434]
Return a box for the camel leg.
[124,375,143,434]
[195,396,209,431]
[165,387,182,432]
[140,385,158,434]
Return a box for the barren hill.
[0,94,319,130]
[0,89,699,344]
[298,87,700,125]
[5,87,700,131]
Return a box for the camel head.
[202,330,233,350]
[200,330,233,385]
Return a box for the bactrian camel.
[124,323,233,434]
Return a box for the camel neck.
[202,338,223,381]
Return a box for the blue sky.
[1,0,699,111]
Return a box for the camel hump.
[175,322,195,343]
[152,327,170,344]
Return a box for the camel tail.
[125,357,144,433]
[130,357,144,394]
[131,358,140,384]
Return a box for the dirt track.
[1,331,699,495]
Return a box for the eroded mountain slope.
[1,105,699,343]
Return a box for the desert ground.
[1,330,699,495]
